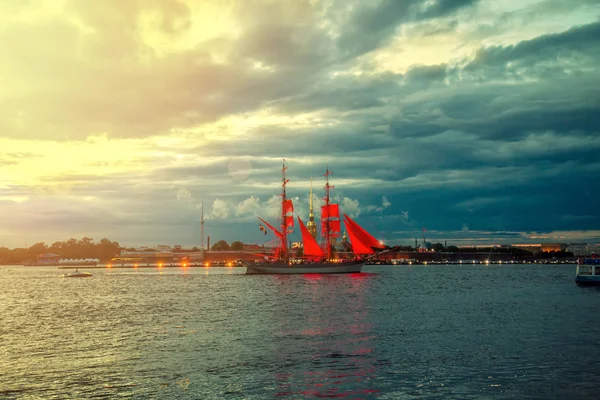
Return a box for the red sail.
[343,214,385,249]
[321,204,341,235]
[321,204,339,219]
[330,219,341,236]
[320,219,341,236]
[285,215,294,228]
[328,204,340,218]
[298,217,324,257]
[283,199,294,215]
[345,220,375,255]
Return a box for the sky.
[1,0,599,249]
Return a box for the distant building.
[510,244,543,254]
[567,243,596,256]
[243,244,265,252]
[113,249,203,265]
[36,253,60,265]
[540,243,567,252]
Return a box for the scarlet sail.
[343,214,385,250]
[285,215,294,228]
[345,221,375,255]
[321,203,341,237]
[329,219,341,234]
[298,217,325,257]
[283,199,294,229]
[321,204,339,219]
[283,199,294,214]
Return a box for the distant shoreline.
[2,260,580,268]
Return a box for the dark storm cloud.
[337,0,480,57]
[471,0,600,40]
[466,20,600,71]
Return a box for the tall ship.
[244,160,393,274]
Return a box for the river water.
[0,264,598,399]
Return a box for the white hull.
[244,260,365,274]
[61,272,93,278]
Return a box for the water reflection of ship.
[273,273,382,397]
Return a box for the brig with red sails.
[243,160,396,275]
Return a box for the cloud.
[0,0,334,140]
[366,196,392,213]
[465,20,600,75]
[210,199,230,219]
[175,188,192,202]
[336,0,480,57]
[341,197,361,218]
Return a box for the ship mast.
[281,159,289,264]
[307,177,317,239]
[324,166,333,261]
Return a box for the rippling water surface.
[1,264,599,399]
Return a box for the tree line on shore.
[0,238,252,264]
[0,238,121,264]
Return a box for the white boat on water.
[244,160,395,275]
[61,270,93,278]
[575,255,600,286]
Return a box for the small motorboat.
[61,269,93,278]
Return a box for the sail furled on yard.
[321,203,341,237]
[343,214,385,249]
[298,217,324,257]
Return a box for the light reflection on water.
[0,264,599,399]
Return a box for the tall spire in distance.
[310,177,313,213]
[200,200,205,253]
[307,177,317,239]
